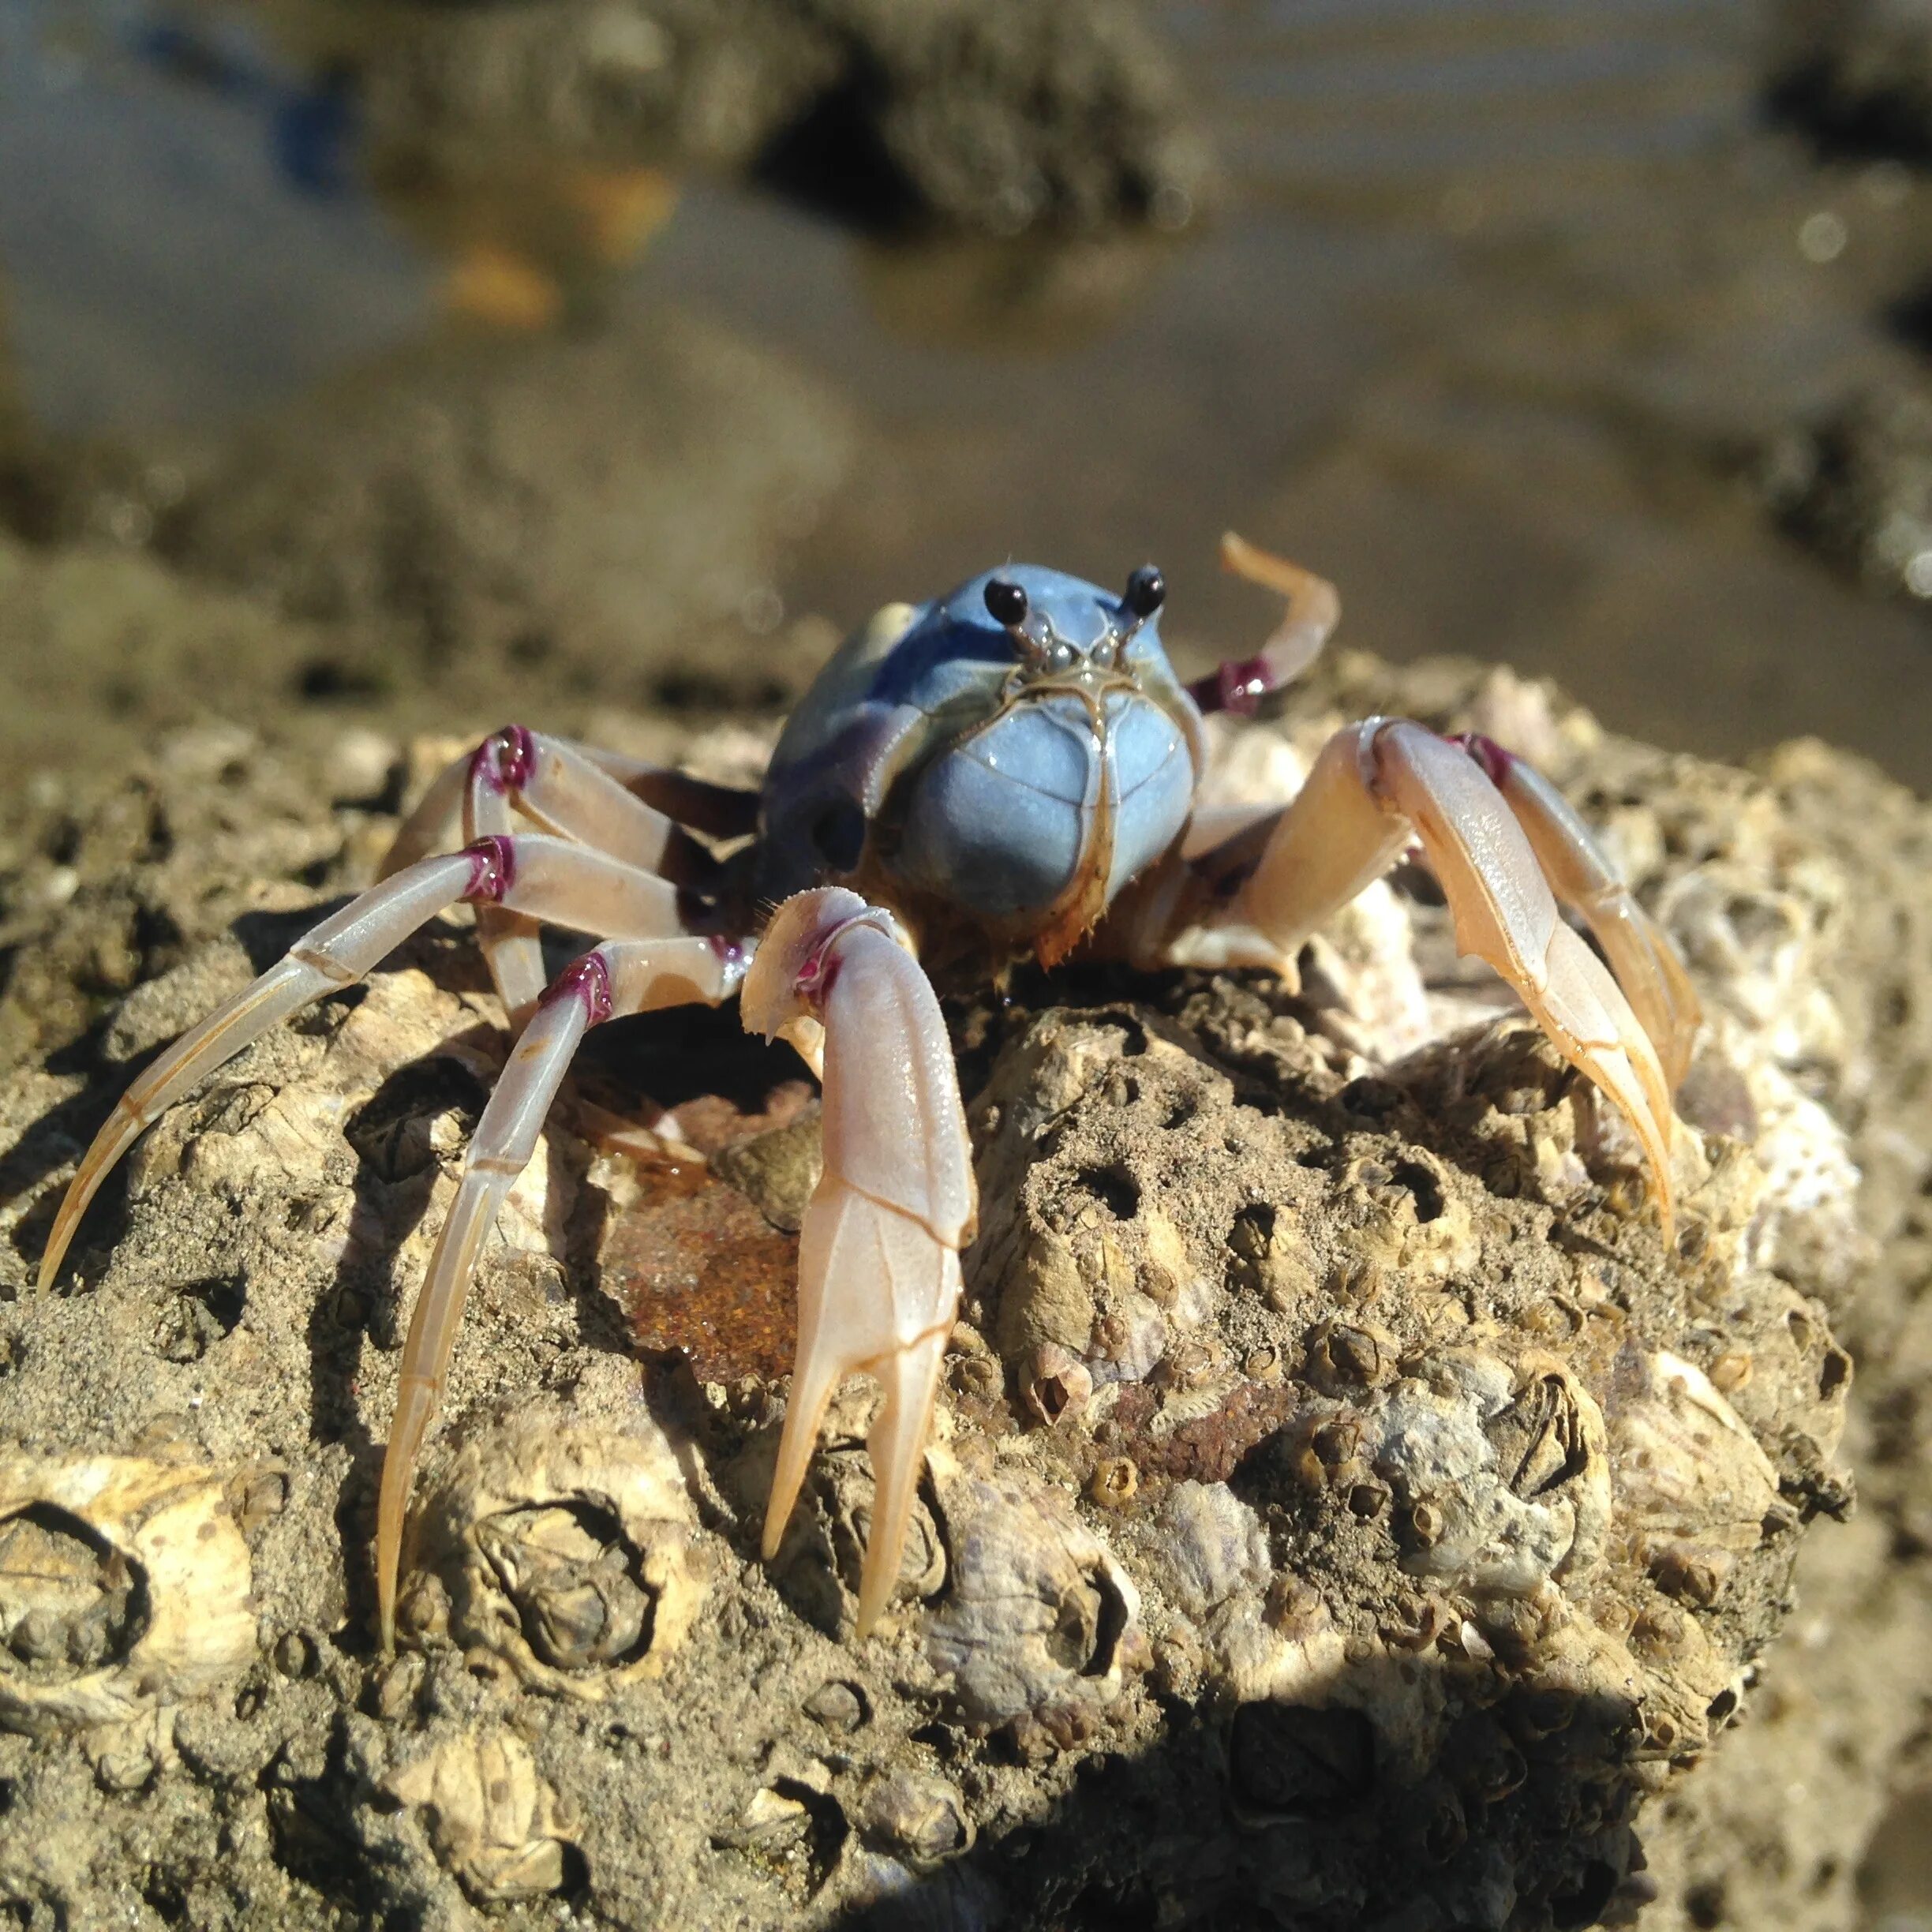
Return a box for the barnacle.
[398,1404,703,1695]
[1605,1347,1780,1555]
[856,1770,975,1870]
[1023,1343,1093,1425]
[1361,1350,1610,1595]
[924,1455,1142,1728]
[384,1728,578,1904]
[0,1452,256,1736]
[1155,1480,1271,1619]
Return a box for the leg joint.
[542,950,614,1027]
[460,836,517,904]
[469,724,537,795]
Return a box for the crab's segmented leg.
[741,888,975,1636]
[578,747,762,843]
[1212,720,1680,1240]
[1189,531,1342,716]
[36,834,688,1292]
[384,728,730,1023]
[1454,736,1702,1091]
[384,728,754,879]
[377,934,741,1649]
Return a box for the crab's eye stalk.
[984,577,1029,629]
[1122,565,1165,621]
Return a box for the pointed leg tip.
[36,1200,85,1294]
[852,1564,893,1641]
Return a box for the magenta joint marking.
[546,951,615,1026]
[1450,732,1514,788]
[470,723,537,794]
[793,938,841,1009]
[708,934,750,972]
[1187,657,1274,717]
[461,835,517,904]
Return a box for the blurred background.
[6,0,1932,788]
[5,3,1932,1924]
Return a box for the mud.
[0,652,1925,1930]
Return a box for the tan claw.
[742,889,975,1636]
[1476,747,1701,1091]
[1225,721,1679,1242]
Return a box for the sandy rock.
[0,674,1915,1930]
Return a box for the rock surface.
[337,0,1213,238]
[0,650,1923,1929]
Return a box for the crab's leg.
[740,888,975,1636]
[382,728,754,878]
[579,747,762,843]
[384,728,728,1023]
[1211,720,1679,1240]
[36,834,687,1291]
[1452,736,1701,1091]
[1189,531,1342,716]
[377,934,742,1649]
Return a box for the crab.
[36,534,1698,1646]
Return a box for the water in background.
[4,0,1932,784]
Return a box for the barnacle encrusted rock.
[0,676,1911,1931]
[395,1399,706,1694]
[383,1727,579,1904]
[0,1451,256,1736]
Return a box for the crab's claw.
[1226,721,1683,1244]
[1470,746,1701,1092]
[741,889,975,1636]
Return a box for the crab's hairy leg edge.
[1475,745,1702,1091]
[38,850,481,1292]
[39,834,696,1293]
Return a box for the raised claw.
[1461,739,1701,1090]
[1225,721,1679,1241]
[1188,530,1342,715]
[741,888,975,1636]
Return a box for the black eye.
[810,796,867,874]
[984,577,1029,627]
[1122,565,1165,620]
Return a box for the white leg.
[382,727,744,1022]
[38,834,692,1292]
[376,934,742,1648]
[741,889,975,1636]
[1185,721,1682,1241]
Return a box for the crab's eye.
[1122,566,1165,620]
[984,578,1029,628]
